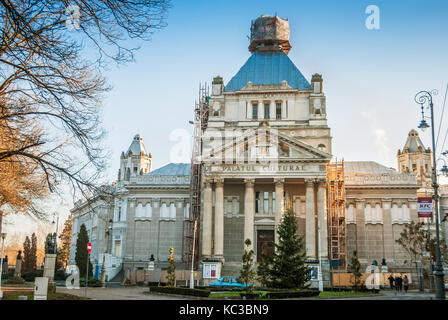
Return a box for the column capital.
[316,179,326,187]
[204,178,213,187]
[381,198,392,204]
[304,179,315,187]
[274,178,285,187]
[355,198,365,203]
[214,178,225,187]
[244,178,255,187]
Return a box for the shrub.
[54,270,68,281]
[22,270,43,282]
[149,286,210,297]
[5,276,26,285]
[88,278,103,287]
[265,289,319,299]
[79,278,103,287]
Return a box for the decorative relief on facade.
[132,175,190,185]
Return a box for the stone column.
[274,178,285,244]
[269,101,276,120]
[258,101,263,120]
[305,179,316,258]
[268,192,273,215]
[202,178,213,257]
[355,198,366,262]
[381,198,393,263]
[281,100,287,119]
[244,179,255,251]
[317,180,328,259]
[214,178,224,258]
[247,101,252,119]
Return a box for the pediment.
[201,127,331,164]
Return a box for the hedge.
[149,286,210,297]
[22,271,44,282]
[265,289,320,299]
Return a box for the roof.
[224,51,311,92]
[402,129,428,153]
[344,161,399,174]
[147,163,190,176]
[126,134,149,157]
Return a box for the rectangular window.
[264,104,270,119]
[263,192,269,214]
[252,104,258,119]
[276,103,281,119]
[272,191,276,211]
[255,191,260,213]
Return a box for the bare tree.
[0,1,172,221]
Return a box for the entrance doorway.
[256,229,275,260]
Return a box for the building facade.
[69,15,448,286]
[69,135,190,282]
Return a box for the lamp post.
[100,192,113,288]
[414,90,446,299]
[0,233,6,299]
[52,213,59,254]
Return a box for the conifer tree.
[22,236,31,272]
[256,242,272,288]
[75,224,93,279]
[269,208,310,289]
[58,216,72,269]
[239,238,256,293]
[30,233,38,271]
[348,250,362,291]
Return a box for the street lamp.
[52,213,59,254]
[0,233,6,299]
[414,90,446,300]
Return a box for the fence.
[123,268,203,286]
[332,272,413,288]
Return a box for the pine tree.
[75,224,93,279]
[58,215,72,269]
[348,250,362,291]
[22,236,31,272]
[30,233,38,271]
[166,249,176,287]
[269,208,310,289]
[239,238,256,293]
[256,242,272,288]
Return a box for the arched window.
[145,203,152,218]
[169,202,176,219]
[346,204,355,223]
[364,204,372,222]
[391,204,398,222]
[160,203,168,219]
[374,203,383,221]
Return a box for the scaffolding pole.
[183,84,209,271]
[327,158,346,287]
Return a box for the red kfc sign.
[418,197,433,218]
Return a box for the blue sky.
[102,0,448,175]
[5,0,448,237]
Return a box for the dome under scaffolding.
[249,15,292,55]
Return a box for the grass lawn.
[2,292,88,300]
[318,291,379,298]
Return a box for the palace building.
[69,15,448,286]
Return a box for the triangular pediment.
[201,127,331,164]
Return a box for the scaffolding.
[327,159,346,272]
[183,83,209,270]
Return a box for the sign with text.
[418,197,433,218]
[203,263,219,279]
